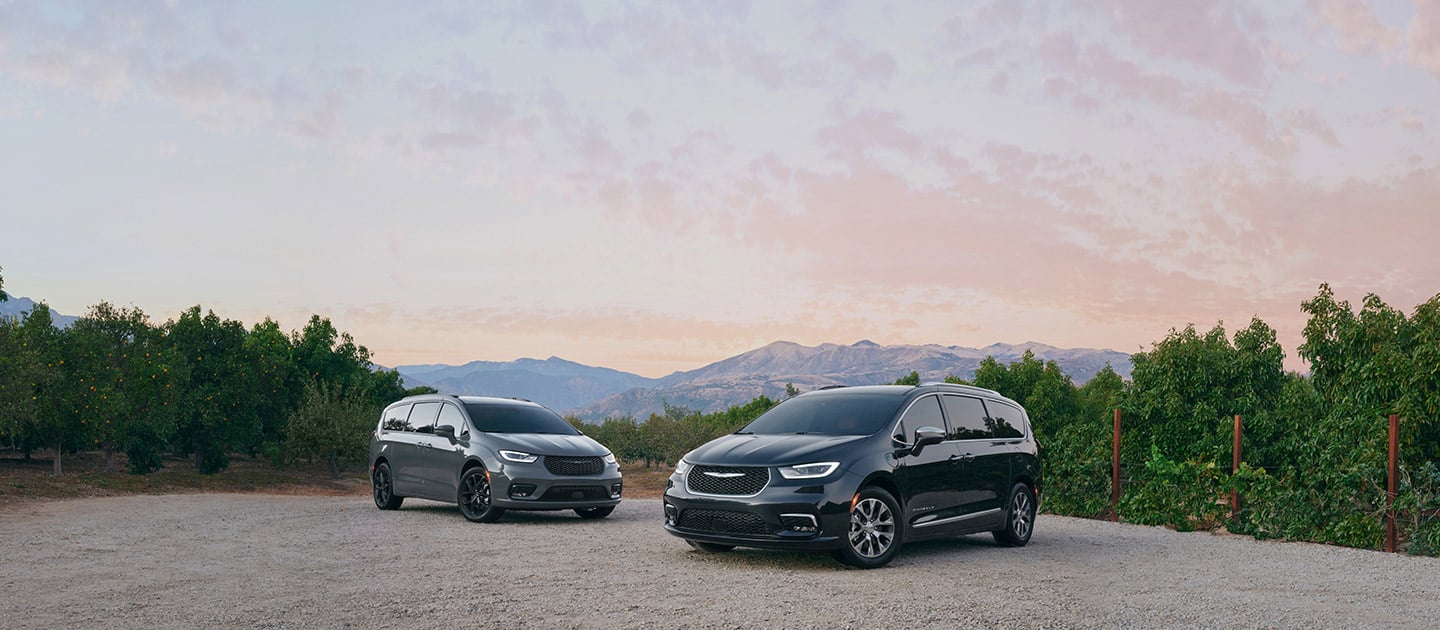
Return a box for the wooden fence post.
[1232,414,1242,520]
[1111,408,1121,522]
[1386,413,1398,553]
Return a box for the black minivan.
[662,383,1041,568]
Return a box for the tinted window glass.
[941,395,992,440]
[897,395,946,443]
[437,403,466,436]
[985,400,1026,439]
[464,403,580,435]
[381,403,412,432]
[740,392,906,436]
[407,402,440,433]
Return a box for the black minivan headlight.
[777,462,839,479]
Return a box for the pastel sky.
[3,1,1438,377]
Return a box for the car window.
[437,403,466,436]
[407,402,441,434]
[941,395,992,440]
[896,395,945,444]
[434,402,463,437]
[463,403,580,435]
[740,392,905,436]
[381,403,412,431]
[985,400,1026,439]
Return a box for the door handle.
[950,453,975,463]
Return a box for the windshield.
[463,403,580,435]
[738,392,905,436]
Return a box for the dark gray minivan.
[369,394,622,522]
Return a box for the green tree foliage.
[285,381,377,478]
[572,395,779,468]
[892,371,921,386]
[971,350,1082,439]
[67,303,181,473]
[24,305,83,475]
[164,307,259,473]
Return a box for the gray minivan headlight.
[499,450,538,463]
[674,459,691,476]
[602,452,617,465]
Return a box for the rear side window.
[407,402,441,433]
[985,400,1027,439]
[381,404,413,431]
[941,395,992,440]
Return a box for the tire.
[832,487,902,569]
[993,483,1036,547]
[372,462,404,510]
[686,540,736,553]
[458,467,506,523]
[574,506,615,519]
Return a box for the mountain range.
[395,339,1132,420]
[0,296,79,328]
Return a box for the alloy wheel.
[848,497,896,558]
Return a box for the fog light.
[780,513,818,533]
[664,502,677,525]
[610,482,623,499]
[509,484,536,498]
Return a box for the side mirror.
[434,425,456,443]
[910,426,945,456]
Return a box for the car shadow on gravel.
[389,501,627,525]
[674,547,846,572]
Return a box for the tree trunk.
[103,446,117,474]
[328,450,341,479]
[51,437,63,477]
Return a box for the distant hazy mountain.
[398,340,1132,421]
[395,357,658,413]
[574,340,1131,420]
[0,296,79,328]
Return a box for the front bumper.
[490,462,623,510]
[661,469,860,551]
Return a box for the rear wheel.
[992,483,1036,547]
[686,541,736,553]
[372,462,403,510]
[832,487,901,569]
[458,467,506,523]
[574,506,615,519]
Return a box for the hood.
[683,433,868,466]
[484,432,609,457]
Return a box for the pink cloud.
[815,109,925,159]
[1410,0,1440,73]
[1314,0,1402,54]
[1089,0,1271,86]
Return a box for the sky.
[2,0,1438,378]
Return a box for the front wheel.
[372,462,403,510]
[992,483,1036,547]
[458,467,506,523]
[574,506,614,519]
[832,487,902,569]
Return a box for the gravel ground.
[2,495,1438,629]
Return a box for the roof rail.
[817,385,847,390]
[508,396,533,403]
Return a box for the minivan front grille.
[544,456,604,476]
[686,466,769,495]
[676,509,769,536]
